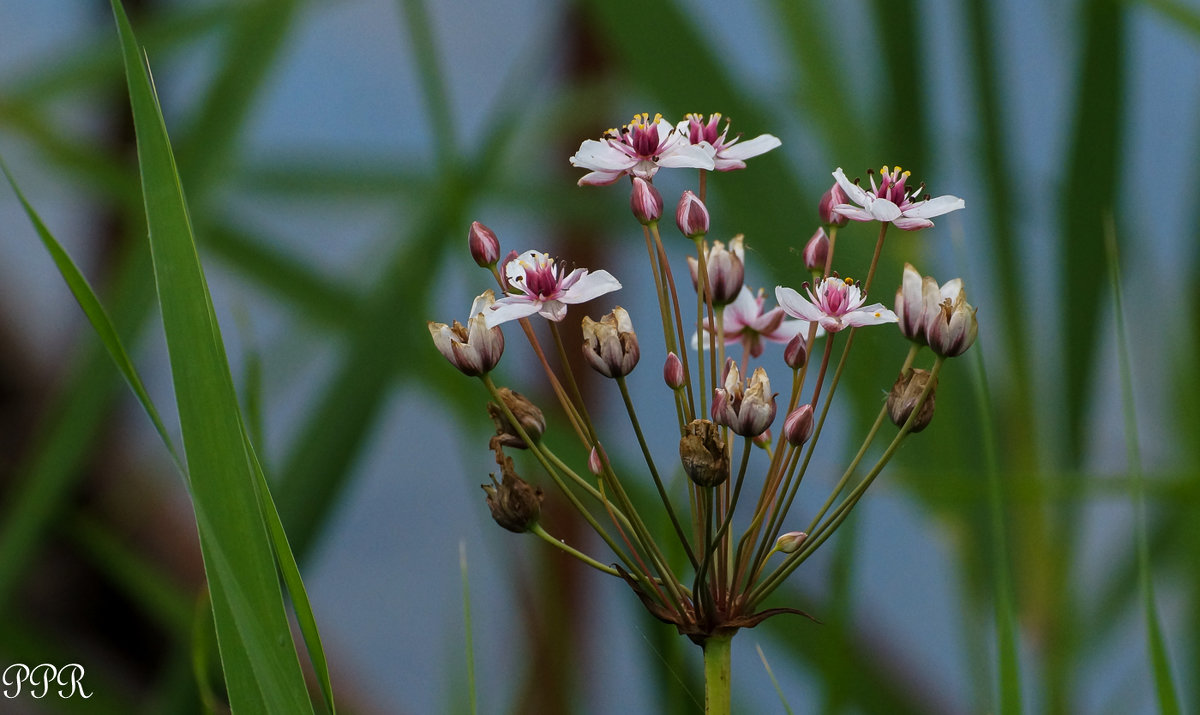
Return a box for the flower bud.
[687,235,745,307]
[774,531,808,554]
[679,419,730,487]
[630,177,663,225]
[894,263,928,344]
[581,306,640,378]
[924,284,978,358]
[676,190,710,239]
[468,221,501,267]
[482,446,543,533]
[429,290,505,376]
[487,387,545,448]
[802,227,830,273]
[753,429,772,449]
[818,181,849,227]
[887,369,937,432]
[712,360,777,438]
[783,332,807,370]
[783,404,814,446]
[663,352,685,390]
[588,445,605,476]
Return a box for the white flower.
[486,250,621,326]
[776,276,897,333]
[831,166,964,230]
[677,113,781,171]
[569,113,715,186]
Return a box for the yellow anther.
[653,112,663,123]
[881,165,890,175]
[844,277,854,285]
[894,165,903,174]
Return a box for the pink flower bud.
[752,429,772,449]
[687,235,745,306]
[630,177,663,225]
[783,332,807,370]
[894,263,928,344]
[663,352,685,389]
[818,181,849,227]
[588,445,605,476]
[676,190,710,239]
[783,404,814,446]
[802,227,830,272]
[468,221,501,267]
[774,531,807,553]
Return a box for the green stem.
[530,523,620,576]
[703,634,732,715]
[616,376,698,568]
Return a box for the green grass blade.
[969,347,1024,714]
[1,157,184,474]
[460,540,478,715]
[1105,218,1181,714]
[110,0,315,710]
[245,430,337,714]
[755,643,794,715]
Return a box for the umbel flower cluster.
[430,113,974,652]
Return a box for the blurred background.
[2,0,1198,712]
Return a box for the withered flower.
[482,444,543,533]
[487,387,545,448]
[679,419,730,487]
[887,369,937,433]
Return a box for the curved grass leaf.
[110,0,318,709]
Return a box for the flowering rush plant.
[429,112,972,712]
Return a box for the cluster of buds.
[428,113,975,656]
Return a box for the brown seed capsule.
[679,419,730,487]
[482,444,543,533]
[887,369,937,433]
[487,387,545,448]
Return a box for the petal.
[842,305,898,328]
[560,269,622,304]
[833,167,872,207]
[902,194,965,219]
[891,216,934,231]
[577,170,625,187]
[868,198,903,222]
[657,142,717,170]
[763,316,809,343]
[775,286,825,323]
[538,299,569,322]
[712,158,748,172]
[485,298,541,327]
[831,205,875,222]
[569,139,636,172]
[718,134,781,161]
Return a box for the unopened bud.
[783,404,814,446]
[581,307,640,378]
[482,445,543,533]
[679,419,730,487]
[887,369,937,433]
[663,352,685,390]
[783,332,807,370]
[588,445,605,476]
[687,235,745,307]
[753,429,772,449]
[774,531,807,554]
[630,177,663,225]
[487,387,545,448]
[468,221,501,267]
[676,191,710,239]
[818,181,849,227]
[802,227,830,272]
